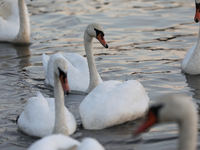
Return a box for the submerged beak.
[96,34,109,48]
[195,4,200,22]
[59,74,70,95]
[133,111,157,136]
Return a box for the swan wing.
[0,0,30,42]
[42,52,102,92]
[62,53,88,71]
[64,108,77,135]
[78,138,105,150]
[43,53,90,92]
[182,43,197,71]
[28,134,80,150]
[0,0,14,20]
[79,80,149,130]
[63,53,103,91]
[18,92,55,137]
[0,0,19,42]
[62,53,91,92]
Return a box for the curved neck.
[196,23,200,45]
[178,112,197,150]
[14,0,30,44]
[84,32,100,93]
[194,23,200,50]
[52,72,69,135]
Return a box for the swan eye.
[58,67,67,83]
[148,104,164,119]
[196,2,200,9]
[94,28,105,39]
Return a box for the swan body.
[134,94,197,150]
[18,58,76,137]
[181,40,200,75]
[0,0,30,43]
[43,23,109,93]
[79,23,149,130]
[79,80,149,130]
[28,134,105,150]
[42,52,102,93]
[181,2,200,75]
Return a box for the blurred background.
[0,0,199,149]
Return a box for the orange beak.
[96,34,109,48]
[194,5,200,22]
[59,75,70,95]
[133,111,157,136]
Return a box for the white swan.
[133,94,197,150]
[42,23,109,93]
[0,0,30,43]
[28,134,105,150]
[18,57,76,137]
[79,23,149,130]
[181,0,200,75]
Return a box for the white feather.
[28,134,105,150]
[79,80,149,130]
[42,52,102,92]
[0,0,30,43]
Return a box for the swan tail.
[36,91,45,100]
[42,53,50,76]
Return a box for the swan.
[28,134,105,150]
[79,24,149,130]
[181,0,200,75]
[17,57,76,137]
[133,94,197,150]
[42,23,109,93]
[0,0,30,44]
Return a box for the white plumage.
[181,4,200,75]
[181,41,200,75]
[0,0,30,43]
[78,23,149,130]
[42,52,102,93]
[18,57,77,137]
[134,94,198,150]
[28,134,105,150]
[18,91,76,137]
[79,80,149,130]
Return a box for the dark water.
[1,0,200,149]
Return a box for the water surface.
[0,0,200,149]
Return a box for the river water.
[0,0,200,149]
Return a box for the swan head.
[195,0,200,3]
[195,0,200,22]
[54,58,70,94]
[85,23,109,48]
[133,94,197,136]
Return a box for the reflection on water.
[0,43,33,150]
[185,74,200,104]
[0,0,200,150]
[0,43,31,69]
[0,43,31,99]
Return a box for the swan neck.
[84,32,100,93]
[14,0,30,43]
[52,72,69,135]
[178,112,197,150]
[198,23,200,43]
[194,23,200,48]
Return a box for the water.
[0,0,200,149]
